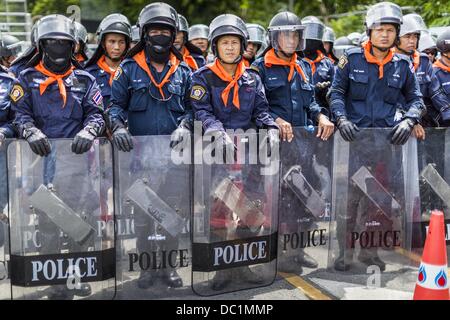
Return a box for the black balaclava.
[41,39,73,74]
[303,39,323,59]
[144,27,173,63]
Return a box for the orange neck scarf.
[411,50,420,71]
[182,47,199,71]
[35,62,74,107]
[243,58,250,67]
[363,41,394,79]
[264,48,306,82]
[133,50,180,99]
[327,54,336,64]
[97,55,116,86]
[76,53,85,63]
[207,58,246,109]
[304,50,325,74]
[433,59,450,73]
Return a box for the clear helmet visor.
[246,24,266,45]
[188,24,209,41]
[36,16,76,42]
[269,25,305,54]
[209,15,248,42]
[366,2,403,29]
[419,32,436,52]
[333,45,355,59]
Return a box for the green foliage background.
[25,0,449,36]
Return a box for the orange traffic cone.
[413,210,449,300]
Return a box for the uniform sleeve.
[251,72,277,129]
[429,69,450,121]
[303,63,322,123]
[82,77,106,131]
[0,79,17,138]
[329,55,350,119]
[402,62,425,121]
[190,71,225,133]
[11,76,35,135]
[108,63,130,126]
[179,68,193,125]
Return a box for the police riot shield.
[327,129,418,299]
[114,135,192,299]
[277,127,332,277]
[0,140,11,300]
[414,128,450,258]
[192,130,279,296]
[7,139,115,300]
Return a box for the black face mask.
[145,34,173,63]
[303,40,322,58]
[41,39,73,74]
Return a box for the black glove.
[170,118,193,149]
[22,125,51,157]
[391,118,415,145]
[112,126,134,152]
[337,116,360,142]
[71,124,100,154]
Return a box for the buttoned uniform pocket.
[349,73,369,101]
[383,77,403,105]
[65,86,87,120]
[129,82,148,112]
[167,83,186,115]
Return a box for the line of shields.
[0,127,447,299]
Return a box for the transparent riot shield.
[114,135,192,299]
[0,140,11,300]
[327,129,418,299]
[413,128,450,260]
[8,139,115,300]
[192,130,279,296]
[278,127,332,277]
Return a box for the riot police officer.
[11,14,105,298]
[322,26,338,64]
[74,21,90,65]
[242,23,266,67]
[0,63,17,243]
[252,12,333,273]
[333,36,357,60]
[188,24,210,58]
[419,32,437,63]
[108,2,192,289]
[85,14,131,111]
[329,2,425,271]
[0,34,22,69]
[253,12,334,142]
[174,14,206,71]
[396,14,434,131]
[429,27,450,126]
[9,20,39,77]
[301,16,335,116]
[190,13,279,291]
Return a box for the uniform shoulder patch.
[338,55,348,69]
[190,85,206,101]
[113,66,123,81]
[9,84,24,103]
